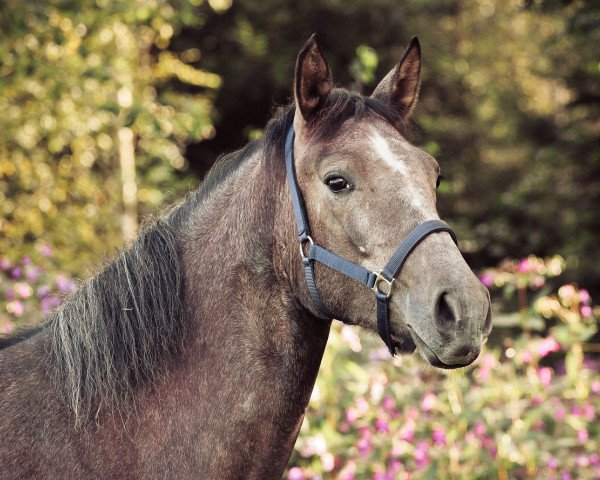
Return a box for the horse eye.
[436,175,444,189]
[326,176,350,193]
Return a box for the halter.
[284,126,458,355]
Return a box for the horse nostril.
[436,292,455,327]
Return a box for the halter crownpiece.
[284,126,458,355]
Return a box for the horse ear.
[371,37,421,118]
[294,34,333,123]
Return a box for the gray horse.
[0,35,491,479]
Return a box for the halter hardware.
[284,125,457,355]
[299,235,314,259]
[372,272,394,298]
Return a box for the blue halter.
[284,126,457,355]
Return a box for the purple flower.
[5,289,15,300]
[357,437,372,456]
[10,267,22,279]
[375,418,389,433]
[55,275,77,293]
[26,266,43,282]
[561,470,572,480]
[21,256,31,266]
[37,285,50,299]
[547,456,558,469]
[432,426,446,446]
[41,295,61,316]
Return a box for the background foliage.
[1,0,599,478]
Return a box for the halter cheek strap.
[284,126,457,355]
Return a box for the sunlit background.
[1,0,599,478]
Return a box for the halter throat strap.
[284,126,457,355]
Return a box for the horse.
[0,35,491,479]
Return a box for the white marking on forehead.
[369,128,429,213]
[370,131,409,176]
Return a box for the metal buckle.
[372,271,394,298]
[299,235,314,259]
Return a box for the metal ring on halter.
[299,235,314,259]
[371,271,394,299]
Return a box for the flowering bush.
[2,252,598,478]
[287,256,600,479]
[0,247,75,334]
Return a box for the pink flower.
[579,289,590,304]
[556,406,566,421]
[518,258,530,273]
[0,258,11,270]
[520,351,533,363]
[339,461,356,480]
[414,441,429,469]
[6,300,24,317]
[21,256,31,266]
[40,244,53,257]
[2,322,14,334]
[406,406,419,419]
[382,396,395,411]
[537,367,553,386]
[577,428,589,443]
[346,407,359,424]
[591,381,600,394]
[532,395,543,406]
[537,337,560,357]
[421,393,436,412]
[479,273,494,287]
[474,421,486,437]
[287,467,305,480]
[547,456,558,469]
[581,305,593,318]
[399,419,415,442]
[358,437,372,456]
[321,452,335,472]
[14,282,33,299]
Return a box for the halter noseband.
[284,126,458,355]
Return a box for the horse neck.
[169,147,331,475]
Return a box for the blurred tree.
[0,0,222,274]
